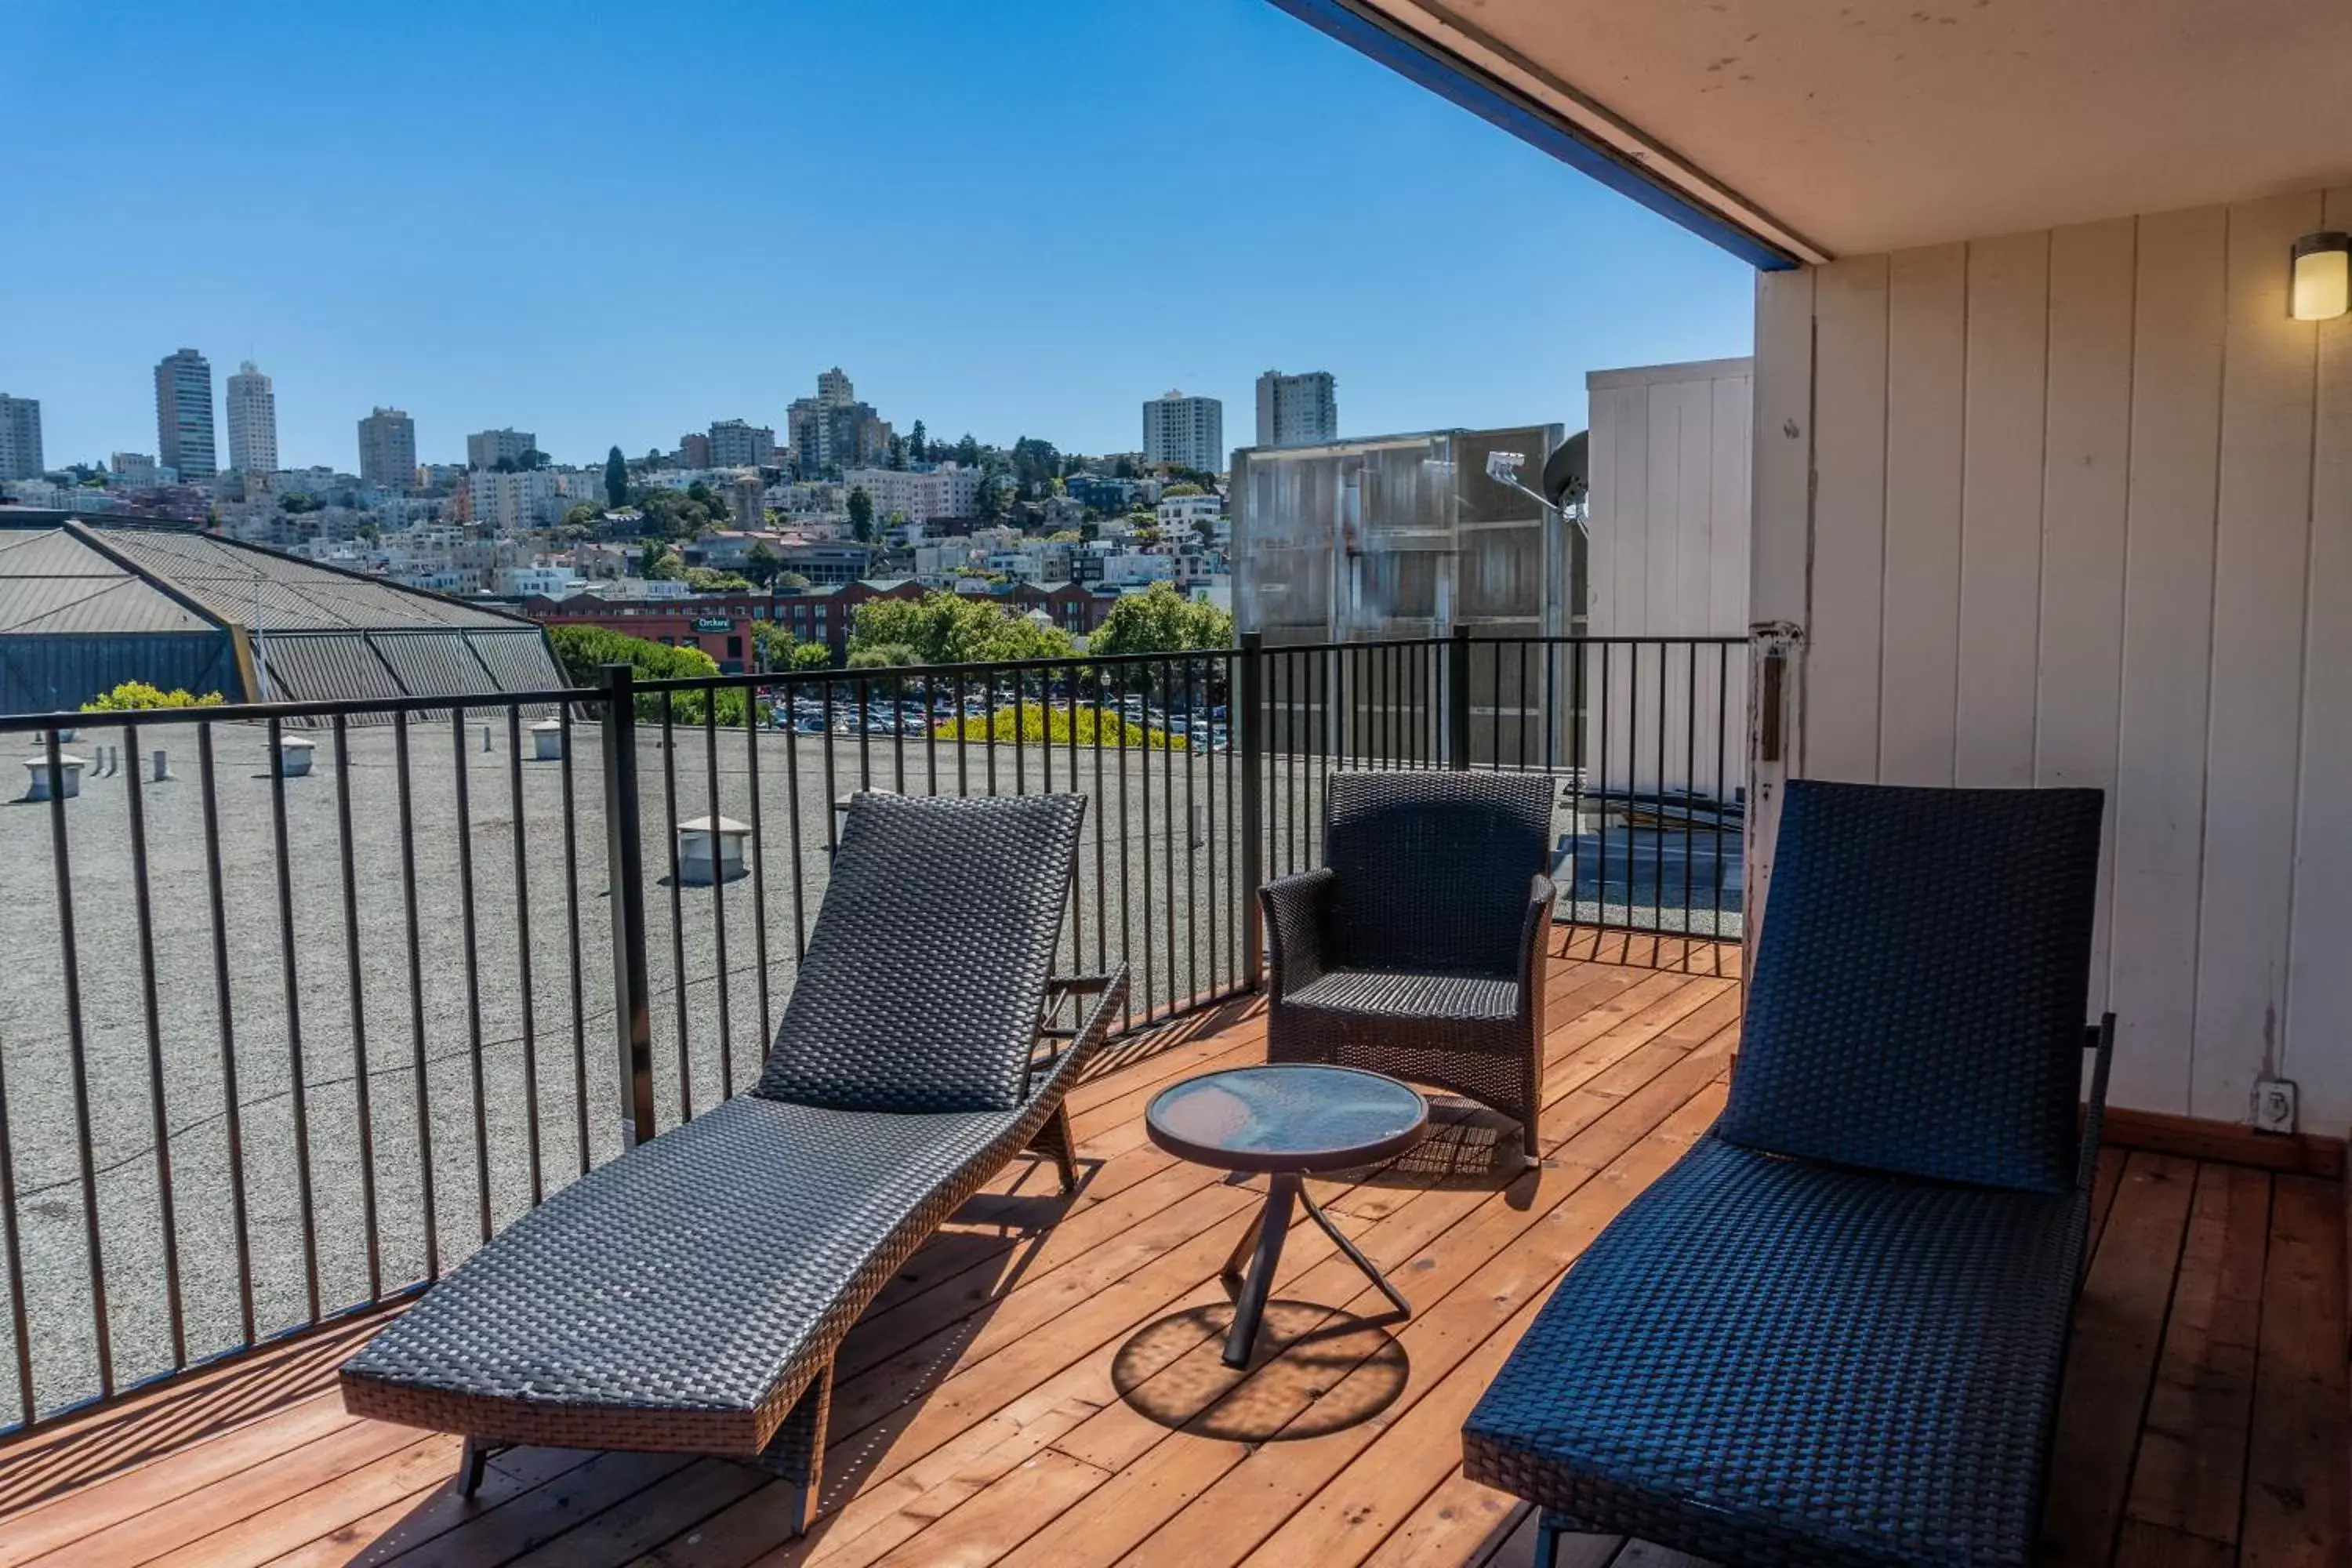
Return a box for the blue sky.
[0,0,1755,471]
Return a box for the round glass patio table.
[1146,1065,1429,1366]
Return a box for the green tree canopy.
[1088,581,1232,658]
[909,419,927,461]
[562,501,603,529]
[849,590,1076,667]
[545,625,745,724]
[847,486,875,542]
[641,543,683,579]
[1162,481,1206,496]
[604,445,629,508]
[683,566,753,593]
[753,620,832,670]
[82,681,225,712]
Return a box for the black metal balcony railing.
[0,631,1744,1437]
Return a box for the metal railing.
[0,632,1744,1436]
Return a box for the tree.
[975,473,1004,524]
[1163,481,1205,497]
[1088,581,1232,659]
[279,492,321,514]
[753,620,831,670]
[641,543,683,579]
[563,501,603,530]
[885,434,906,470]
[848,590,1075,667]
[848,486,875,542]
[955,433,980,467]
[82,681,225,712]
[909,419,927,462]
[684,566,754,593]
[743,542,782,586]
[604,446,629,507]
[546,626,743,723]
[518,448,548,471]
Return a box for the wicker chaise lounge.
[340,791,1125,1536]
[1463,780,2113,1567]
[1259,771,1557,1164]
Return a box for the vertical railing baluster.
[0,1044,31,1425]
[332,715,383,1298]
[448,710,490,1249]
[45,727,110,1390]
[392,720,436,1279]
[1092,672,1109,981]
[924,670,939,796]
[1597,641,1613,936]
[1201,656,1218,999]
[744,688,772,1054]
[1116,666,1134,1032]
[267,717,322,1322]
[1654,643,1668,935]
[504,706,543,1205]
[782,683,808,961]
[659,693,688,1123]
[560,706,590,1177]
[122,720,184,1366]
[1715,641,1731,935]
[601,666,656,1150]
[821,680,840,845]
[702,696,732,1100]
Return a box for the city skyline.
[1,0,1752,471]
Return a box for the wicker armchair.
[1258,771,1557,1164]
[1463,779,2113,1567]
[342,792,1126,1538]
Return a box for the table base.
[1218,1171,1412,1367]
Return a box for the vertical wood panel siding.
[1757,189,2352,1134]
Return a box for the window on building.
[727,635,743,660]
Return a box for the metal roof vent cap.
[22,753,86,801]
[276,735,316,778]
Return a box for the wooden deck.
[0,930,2342,1568]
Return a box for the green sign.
[693,615,733,632]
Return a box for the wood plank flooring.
[0,928,2340,1568]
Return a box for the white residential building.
[1156,492,1223,536]
[1099,552,1178,586]
[495,564,583,598]
[1142,390,1223,472]
[466,428,536,470]
[840,463,982,524]
[468,466,564,528]
[708,419,777,468]
[1254,369,1338,448]
[226,361,278,476]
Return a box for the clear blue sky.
[1,0,1755,472]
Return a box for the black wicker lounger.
[340,791,1125,1535]
[1464,779,2113,1568]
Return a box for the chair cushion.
[1323,771,1553,975]
[1721,779,2103,1192]
[1464,1136,2087,1568]
[1285,968,1520,1023]
[756,792,1082,1112]
[342,1094,1023,1443]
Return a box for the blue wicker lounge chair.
[1464,779,2112,1567]
[340,792,1125,1536]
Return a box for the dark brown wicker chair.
[1463,779,2114,1567]
[1258,771,1557,1164]
[339,792,1125,1537]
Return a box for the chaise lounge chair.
[340,791,1125,1536]
[1463,779,2112,1567]
[1259,771,1557,1164]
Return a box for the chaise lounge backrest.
[755,792,1084,1113]
[1323,772,1555,976]
[1719,779,2103,1194]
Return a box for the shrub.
[546,624,746,724]
[81,681,226,712]
[934,706,1185,750]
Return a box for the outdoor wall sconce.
[2290,231,2350,321]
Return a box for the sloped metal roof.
[256,633,408,704]
[464,627,568,691]
[86,527,531,632]
[367,630,498,695]
[0,528,219,635]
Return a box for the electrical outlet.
[2253,1076,2298,1134]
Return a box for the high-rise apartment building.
[679,432,712,468]
[358,408,418,488]
[111,452,158,487]
[787,369,887,474]
[466,428,538,470]
[1254,369,1338,448]
[0,394,42,481]
[1142,390,1224,473]
[707,419,777,468]
[225,361,278,476]
[154,348,217,480]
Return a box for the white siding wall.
[1751,185,2352,1134]
[1586,358,1753,799]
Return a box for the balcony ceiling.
[1330,0,2352,260]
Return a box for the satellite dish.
[1543,430,1588,508]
